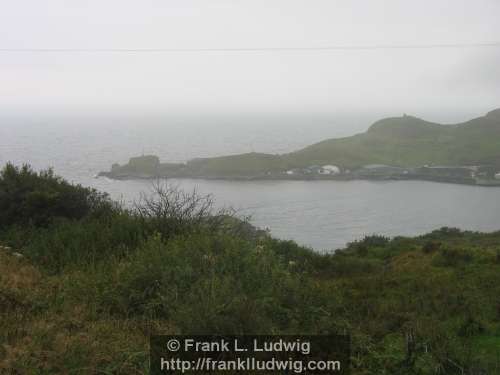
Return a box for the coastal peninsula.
[99,109,500,186]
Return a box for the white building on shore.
[319,165,341,175]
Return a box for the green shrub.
[426,227,465,239]
[433,246,474,267]
[345,235,390,257]
[0,163,113,228]
[98,232,305,334]
[21,213,144,273]
[422,241,441,254]
[358,235,390,247]
[134,181,237,241]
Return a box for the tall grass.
[2,164,500,373]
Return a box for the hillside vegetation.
[287,109,500,169]
[186,152,289,177]
[2,164,500,374]
[181,108,500,176]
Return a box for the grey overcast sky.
[1,0,499,118]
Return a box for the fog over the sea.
[2,0,500,250]
[1,0,499,123]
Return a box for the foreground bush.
[0,163,113,227]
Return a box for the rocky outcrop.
[99,155,186,179]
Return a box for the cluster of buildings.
[285,165,341,176]
[283,164,500,182]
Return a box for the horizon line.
[1,42,500,53]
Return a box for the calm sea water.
[2,114,500,251]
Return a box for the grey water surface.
[2,115,500,251]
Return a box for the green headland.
[100,109,500,185]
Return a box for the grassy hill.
[287,109,500,168]
[2,164,500,373]
[184,109,500,176]
[185,152,290,177]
